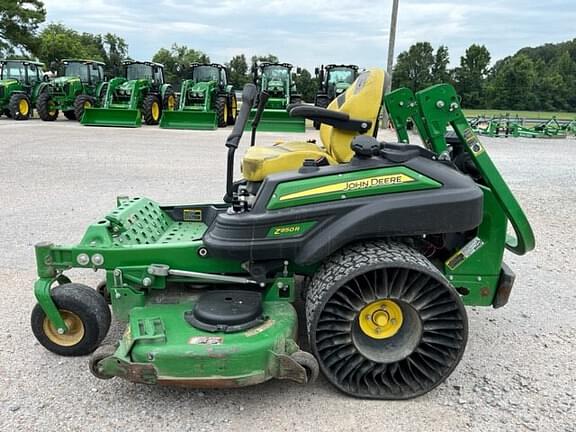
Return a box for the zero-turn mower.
[81,60,175,127]
[159,63,237,130]
[31,69,534,399]
[313,64,359,129]
[36,59,108,122]
[0,59,46,120]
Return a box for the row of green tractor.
[0,59,361,132]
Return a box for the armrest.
[289,105,372,133]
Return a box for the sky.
[42,0,576,71]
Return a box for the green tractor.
[30,69,534,400]
[36,59,108,122]
[82,60,175,127]
[160,63,237,130]
[0,59,46,120]
[313,64,359,129]
[245,62,305,132]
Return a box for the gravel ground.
[0,117,574,432]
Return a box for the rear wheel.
[31,283,111,356]
[9,93,32,120]
[227,93,238,126]
[74,94,97,121]
[215,95,228,127]
[306,241,468,399]
[142,94,161,125]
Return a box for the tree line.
[392,40,576,111]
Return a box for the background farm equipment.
[471,114,569,138]
[159,63,237,130]
[0,59,45,120]
[245,62,305,132]
[81,60,175,127]
[313,64,359,129]
[36,59,107,121]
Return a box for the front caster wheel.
[31,283,112,356]
[306,241,468,400]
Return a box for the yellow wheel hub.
[19,99,29,116]
[43,310,85,347]
[152,101,160,120]
[359,299,403,340]
[83,101,92,109]
[167,95,176,110]
[232,98,237,117]
[223,103,228,123]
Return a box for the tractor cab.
[319,64,359,99]
[61,59,105,85]
[256,63,295,100]
[190,63,228,88]
[0,60,45,120]
[0,60,45,87]
[124,61,165,87]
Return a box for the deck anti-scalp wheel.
[31,283,111,356]
[306,241,468,399]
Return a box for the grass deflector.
[159,63,237,130]
[81,60,175,128]
[31,69,534,400]
[0,59,46,120]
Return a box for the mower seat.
[241,69,385,182]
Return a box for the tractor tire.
[31,283,111,356]
[162,88,177,112]
[313,97,330,130]
[63,110,76,120]
[227,93,238,126]
[290,96,303,105]
[9,93,32,120]
[74,94,97,121]
[142,94,162,125]
[306,241,468,400]
[215,95,228,128]
[36,92,59,121]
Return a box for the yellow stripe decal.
[279,173,415,201]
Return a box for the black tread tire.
[162,87,176,111]
[306,241,468,400]
[74,94,97,121]
[313,96,330,129]
[215,95,228,128]
[226,93,237,126]
[142,93,161,125]
[63,110,76,120]
[31,283,112,356]
[9,93,32,120]
[36,92,59,121]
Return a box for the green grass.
[464,109,576,120]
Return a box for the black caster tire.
[306,241,468,399]
[31,283,112,356]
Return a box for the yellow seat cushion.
[242,142,336,182]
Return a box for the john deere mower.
[245,62,305,132]
[31,69,534,399]
[160,63,237,130]
[313,64,359,129]
[36,59,107,122]
[82,60,175,127]
[0,59,45,120]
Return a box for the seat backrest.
[320,68,385,163]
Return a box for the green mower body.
[0,59,45,120]
[32,79,534,399]
[245,62,305,132]
[82,60,175,128]
[36,59,107,122]
[160,64,237,130]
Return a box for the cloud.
[42,0,576,71]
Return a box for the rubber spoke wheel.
[9,93,32,120]
[36,92,59,121]
[215,95,228,128]
[306,241,468,399]
[31,283,112,356]
[74,94,97,121]
[143,94,161,125]
[227,94,238,126]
